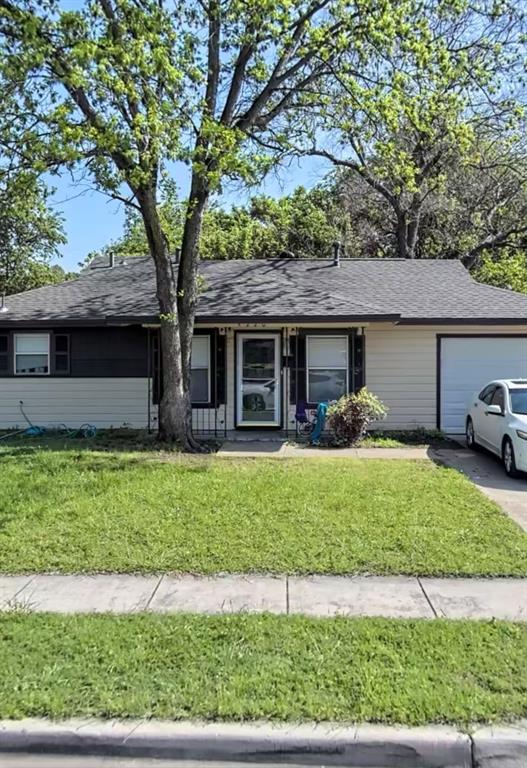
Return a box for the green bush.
[327,388,387,446]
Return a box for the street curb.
[472,723,527,768]
[0,719,474,767]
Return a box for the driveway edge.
[0,718,476,767]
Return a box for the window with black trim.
[191,335,210,403]
[152,332,214,406]
[306,335,348,403]
[14,333,50,375]
[0,334,8,373]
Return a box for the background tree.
[0,171,68,296]
[305,0,526,261]
[474,252,527,294]
[0,0,405,449]
[90,184,344,262]
[328,135,527,265]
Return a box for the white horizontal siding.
[365,327,436,430]
[365,324,527,431]
[0,378,150,429]
[5,324,527,435]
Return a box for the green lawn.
[360,428,458,448]
[1,443,526,576]
[0,613,526,725]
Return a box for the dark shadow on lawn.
[0,428,220,458]
[0,444,215,483]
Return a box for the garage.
[439,336,527,434]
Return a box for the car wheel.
[466,417,478,450]
[503,437,521,478]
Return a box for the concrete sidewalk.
[2,573,526,620]
[216,441,431,459]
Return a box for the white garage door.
[440,336,527,434]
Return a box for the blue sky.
[50,156,332,272]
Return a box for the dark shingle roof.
[2,256,527,326]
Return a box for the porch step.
[215,430,292,442]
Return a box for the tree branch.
[204,0,221,118]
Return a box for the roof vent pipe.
[109,252,115,268]
[333,240,341,267]
[0,294,7,313]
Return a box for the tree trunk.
[394,207,421,259]
[406,194,423,259]
[395,209,409,258]
[406,217,419,259]
[177,173,210,400]
[136,185,199,450]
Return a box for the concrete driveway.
[431,446,527,532]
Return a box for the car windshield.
[509,388,527,415]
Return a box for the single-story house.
[1,254,527,436]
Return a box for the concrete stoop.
[1,719,526,767]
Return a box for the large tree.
[0,0,411,449]
[326,135,527,264]
[305,0,527,261]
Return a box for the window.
[306,335,348,403]
[191,335,210,403]
[510,388,527,415]
[14,333,49,375]
[479,384,496,405]
[491,386,505,412]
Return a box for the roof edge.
[194,313,402,324]
[0,313,403,328]
[3,314,527,328]
[399,317,527,326]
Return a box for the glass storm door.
[237,334,281,427]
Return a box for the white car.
[466,379,527,477]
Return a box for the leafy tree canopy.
[0,170,69,295]
[474,253,527,294]
[302,0,527,261]
[331,133,527,265]
[90,183,344,262]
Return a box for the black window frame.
[13,331,51,376]
[0,330,71,377]
[305,334,349,405]
[52,333,71,375]
[0,333,8,374]
[190,333,212,405]
[151,329,225,409]
[290,329,364,408]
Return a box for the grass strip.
[0,613,526,725]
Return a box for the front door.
[236,333,281,427]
